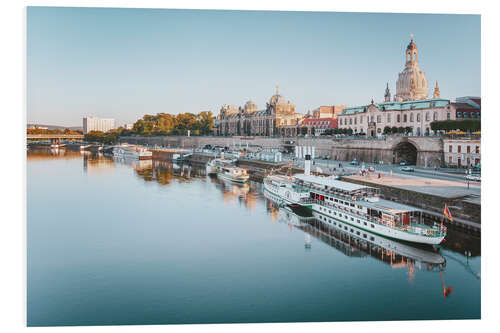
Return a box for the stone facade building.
[338,98,455,137]
[338,35,456,137]
[213,87,304,136]
[443,138,481,168]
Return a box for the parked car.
[399,160,408,166]
[350,160,360,166]
[368,166,375,172]
[465,174,481,182]
[401,166,414,172]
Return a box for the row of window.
[339,111,449,126]
[448,156,481,166]
[317,209,376,231]
[448,145,480,154]
[457,112,480,119]
[320,195,364,210]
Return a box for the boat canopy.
[362,198,420,214]
[295,174,374,194]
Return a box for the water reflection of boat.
[308,211,445,266]
[113,156,153,171]
[268,193,445,268]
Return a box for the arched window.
[425,112,429,121]
[349,118,352,125]
[403,114,407,122]
[397,114,401,123]
[433,112,438,121]
[417,114,420,122]
[410,113,414,122]
[377,115,381,123]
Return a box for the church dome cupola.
[244,100,258,113]
[405,34,419,66]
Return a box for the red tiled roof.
[328,118,338,128]
[471,98,481,107]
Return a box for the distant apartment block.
[83,117,115,134]
[124,123,134,130]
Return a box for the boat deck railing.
[298,198,445,238]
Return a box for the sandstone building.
[213,87,304,136]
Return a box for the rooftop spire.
[433,81,441,98]
[384,82,391,102]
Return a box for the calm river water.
[27,150,481,326]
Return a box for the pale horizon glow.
[27,7,480,127]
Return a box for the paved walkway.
[344,173,481,200]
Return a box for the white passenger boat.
[274,204,445,266]
[112,144,152,160]
[206,158,249,183]
[263,157,446,245]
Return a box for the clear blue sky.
[27,7,480,127]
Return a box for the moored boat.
[112,144,152,160]
[206,158,249,183]
[263,156,446,245]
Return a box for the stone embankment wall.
[120,135,444,167]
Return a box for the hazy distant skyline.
[27,7,480,127]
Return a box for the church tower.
[433,81,441,98]
[394,35,429,102]
[384,83,391,102]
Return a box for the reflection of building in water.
[129,160,208,185]
[83,152,115,174]
[27,149,81,161]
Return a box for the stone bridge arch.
[391,138,421,165]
